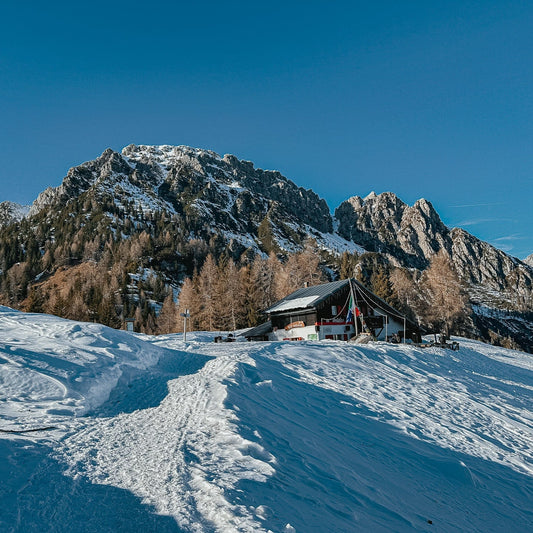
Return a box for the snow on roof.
[264,279,350,314]
[266,295,321,313]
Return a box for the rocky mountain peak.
[28,148,127,216]
[23,145,338,256]
[413,198,439,219]
[335,192,447,267]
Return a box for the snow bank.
[0,306,169,433]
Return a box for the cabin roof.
[240,320,272,338]
[264,279,350,314]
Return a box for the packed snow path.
[1,307,532,532]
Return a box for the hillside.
[1,308,532,532]
[0,145,532,351]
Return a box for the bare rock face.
[29,149,128,216]
[525,254,533,268]
[335,192,448,269]
[335,191,533,305]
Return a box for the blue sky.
[1,1,532,258]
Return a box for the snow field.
[1,306,532,532]
[263,338,533,476]
[0,306,169,433]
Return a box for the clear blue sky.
[1,1,532,258]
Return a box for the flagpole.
[349,278,359,336]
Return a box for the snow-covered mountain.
[27,145,358,256]
[1,307,532,532]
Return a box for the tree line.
[162,243,326,334]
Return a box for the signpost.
[180,309,190,342]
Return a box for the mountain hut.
[243,278,421,342]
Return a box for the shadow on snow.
[1,347,214,533]
[224,356,533,533]
[93,348,213,417]
[0,439,185,533]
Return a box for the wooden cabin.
[244,278,421,342]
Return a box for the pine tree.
[98,294,121,328]
[296,239,326,287]
[252,252,281,309]
[257,215,278,254]
[217,258,244,332]
[25,286,44,313]
[157,291,179,334]
[177,275,199,332]
[52,291,67,318]
[339,251,358,280]
[196,254,218,330]
[274,242,325,299]
[241,264,260,327]
[134,306,143,332]
[421,251,470,335]
[370,266,392,302]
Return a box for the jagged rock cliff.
[335,192,448,269]
[335,191,533,305]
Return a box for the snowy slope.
[1,308,532,532]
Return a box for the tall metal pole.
[349,279,358,336]
[403,316,406,344]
